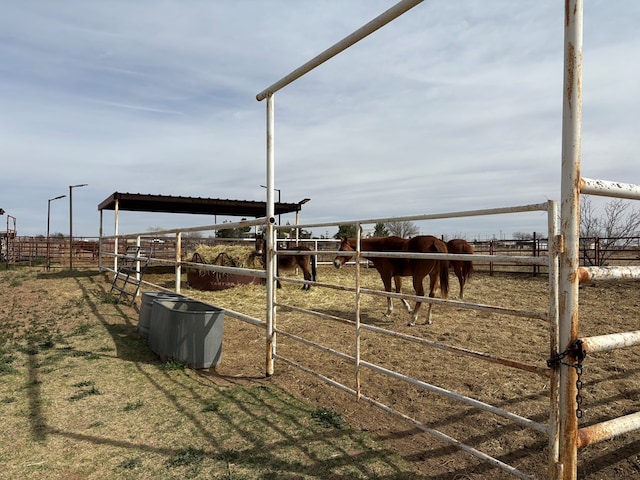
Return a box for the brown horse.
[446,239,474,299]
[333,235,449,326]
[255,233,317,290]
[73,240,99,260]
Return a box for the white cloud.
[1,1,638,240]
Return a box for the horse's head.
[254,233,266,256]
[333,236,355,269]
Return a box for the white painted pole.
[580,177,640,200]
[547,200,561,472]
[114,199,120,273]
[256,0,423,101]
[175,232,182,294]
[558,1,584,478]
[266,94,276,376]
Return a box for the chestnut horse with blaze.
[333,235,449,326]
[446,239,474,299]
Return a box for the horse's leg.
[454,262,464,299]
[425,270,440,325]
[301,258,311,291]
[276,261,282,289]
[395,275,411,312]
[381,275,394,317]
[408,273,426,326]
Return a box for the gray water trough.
[138,291,187,339]
[147,298,224,369]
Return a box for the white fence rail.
[101,200,558,480]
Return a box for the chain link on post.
[547,339,586,419]
[575,363,584,419]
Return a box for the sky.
[1,1,639,241]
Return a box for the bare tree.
[580,196,640,266]
[385,221,420,238]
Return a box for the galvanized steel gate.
[256,1,640,479]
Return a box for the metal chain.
[574,362,584,419]
[547,340,585,419]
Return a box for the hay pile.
[190,244,264,269]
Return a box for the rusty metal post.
[558,1,584,478]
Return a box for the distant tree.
[334,224,359,239]
[297,229,313,239]
[277,222,311,240]
[215,219,252,238]
[373,223,389,237]
[580,196,640,266]
[183,231,203,239]
[385,221,419,238]
[513,232,533,241]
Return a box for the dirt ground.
[4,263,640,479]
[157,262,640,480]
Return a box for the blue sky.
[1,1,638,241]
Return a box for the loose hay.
[190,244,263,269]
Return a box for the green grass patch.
[100,292,120,304]
[73,380,95,388]
[69,381,100,401]
[0,353,16,375]
[165,446,205,468]
[123,400,144,411]
[70,324,94,336]
[202,400,220,413]
[162,359,186,371]
[117,457,142,470]
[311,407,346,429]
[69,386,101,401]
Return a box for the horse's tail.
[463,259,474,281]
[311,253,317,282]
[461,242,474,281]
[436,242,449,299]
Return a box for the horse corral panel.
[97,2,640,479]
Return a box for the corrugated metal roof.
[98,192,303,217]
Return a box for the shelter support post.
[175,232,182,293]
[265,93,276,377]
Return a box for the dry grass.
[3,263,640,479]
[0,266,420,480]
[168,264,640,479]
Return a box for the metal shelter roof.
[98,192,305,217]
